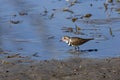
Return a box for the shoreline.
[0,56,120,80]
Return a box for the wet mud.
[0,55,120,80]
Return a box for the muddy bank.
[0,57,120,80]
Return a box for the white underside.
[67,39,72,46]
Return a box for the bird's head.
[61,36,70,43]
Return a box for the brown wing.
[70,37,93,46]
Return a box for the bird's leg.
[77,46,80,51]
[75,47,77,50]
[75,47,80,51]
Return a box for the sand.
[0,55,120,80]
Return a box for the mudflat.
[0,56,120,80]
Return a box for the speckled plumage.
[62,36,93,50]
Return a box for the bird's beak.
[59,39,63,42]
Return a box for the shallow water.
[0,0,120,60]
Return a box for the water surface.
[0,0,120,60]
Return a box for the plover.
[62,36,93,50]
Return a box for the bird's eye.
[64,37,67,39]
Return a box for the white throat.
[65,40,69,44]
[68,39,72,46]
[64,39,71,46]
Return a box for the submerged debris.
[74,24,80,34]
[61,27,74,32]
[40,7,48,16]
[32,53,40,57]
[63,8,74,14]
[61,25,84,35]
[72,17,78,22]
[49,13,55,19]
[116,0,120,2]
[104,3,108,11]
[115,8,120,14]
[19,12,28,16]
[7,53,20,58]
[108,0,113,3]
[90,3,93,7]
[67,0,81,7]
[109,27,114,37]
[84,14,92,18]
[10,20,21,24]
[48,36,55,39]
